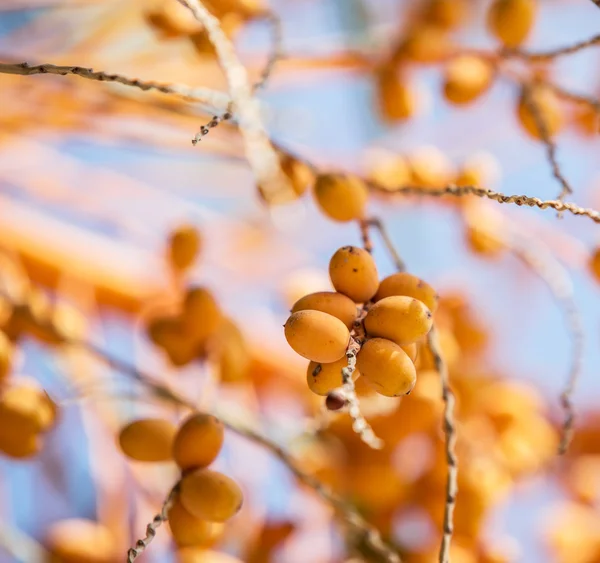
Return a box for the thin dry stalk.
[513,34,600,61]
[192,10,282,143]
[427,328,457,563]
[340,337,384,450]
[505,228,584,455]
[546,82,600,113]
[0,62,229,109]
[521,84,573,202]
[127,485,178,562]
[176,0,294,202]
[370,183,600,224]
[365,218,406,273]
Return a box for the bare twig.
[127,486,178,562]
[369,183,600,224]
[427,327,457,563]
[0,62,230,109]
[176,0,294,202]
[253,11,284,92]
[365,218,406,273]
[521,84,572,202]
[512,33,600,61]
[191,10,282,143]
[505,228,584,455]
[341,336,384,450]
[546,82,600,113]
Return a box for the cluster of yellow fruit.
[284,245,438,398]
[146,286,251,382]
[145,0,265,57]
[119,412,243,548]
[0,378,58,458]
[365,146,500,194]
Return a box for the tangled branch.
[513,33,600,61]
[176,0,293,202]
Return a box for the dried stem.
[127,485,178,562]
[505,228,584,455]
[546,81,600,113]
[176,0,293,202]
[521,84,573,202]
[512,33,600,61]
[427,327,457,563]
[369,183,600,224]
[365,218,406,273]
[0,61,230,109]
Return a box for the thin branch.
[546,82,600,113]
[127,485,178,562]
[589,0,600,8]
[176,0,294,202]
[427,327,457,563]
[365,218,406,273]
[253,11,284,93]
[368,183,600,224]
[192,10,283,143]
[521,84,573,202]
[512,33,600,61]
[0,61,230,109]
[505,228,584,455]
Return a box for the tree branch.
[0,61,230,109]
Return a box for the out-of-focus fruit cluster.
[119,412,243,552]
[285,245,437,399]
[145,0,266,57]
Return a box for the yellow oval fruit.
[291,292,357,330]
[147,315,184,348]
[180,469,244,522]
[364,296,433,345]
[364,149,411,191]
[173,413,224,471]
[306,357,359,396]
[0,426,41,459]
[590,247,600,283]
[0,331,13,382]
[168,498,224,548]
[284,310,349,363]
[181,287,223,342]
[375,272,439,313]
[169,225,202,271]
[313,174,368,222]
[400,25,451,64]
[259,152,314,204]
[356,338,417,396]
[376,66,417,122]
[329,246,379,304]
[408,145,454,188]
[177,548,244,563]
[402,342,418,362]
[0,381,57,434]
[45,519,116,563]
[216,319,250,383]
[517,85,563,140]
[118,418,177,462]
[425,0,468,30]
[488,0,536,48]
[443,55,494,105]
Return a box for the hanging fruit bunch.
[119,412,243,549]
